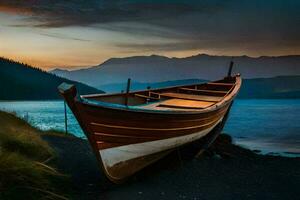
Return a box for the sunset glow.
[0,0,299,70]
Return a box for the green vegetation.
[0,57,103,100]
[0,111,69,200]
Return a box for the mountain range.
[51,54,300,89]
[1,54,299,100]
[0,58,102,100]
[97,79,206,93]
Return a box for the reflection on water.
[236,138,300,157]
[0,99,299,156]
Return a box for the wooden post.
[227,61,234,77]
[64,101,68,134]
[125,78,131,106]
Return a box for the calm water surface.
[0,99,299,156]
[0,101,84,138]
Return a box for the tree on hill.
[0,57,103,100]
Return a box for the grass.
[0,111,70,200]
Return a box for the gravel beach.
[43,134,300,200]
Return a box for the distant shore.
[43,133,300,200]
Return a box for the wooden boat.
[58,64,241,183]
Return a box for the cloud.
[0,1,206,27]
[38,32,91,42]
[0,0,299,54]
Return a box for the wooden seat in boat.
[158,99,215,109]
[135,93,159,100]
[160,92,223,102]
[179,87,228,94]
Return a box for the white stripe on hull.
[99,117,223,170]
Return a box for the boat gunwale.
[75,75,242,115]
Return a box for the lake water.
[0,99,299,156]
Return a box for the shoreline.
[43,133,300,200]
[234,137,300,158]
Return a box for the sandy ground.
[43,134,300,200]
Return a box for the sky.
[0,0,299,70]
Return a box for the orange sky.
[0,1,299,70]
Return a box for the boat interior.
[81,76,238,111]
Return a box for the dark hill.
[0,58,103,100]
[97,76,300,99]
[239,76,300,99]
